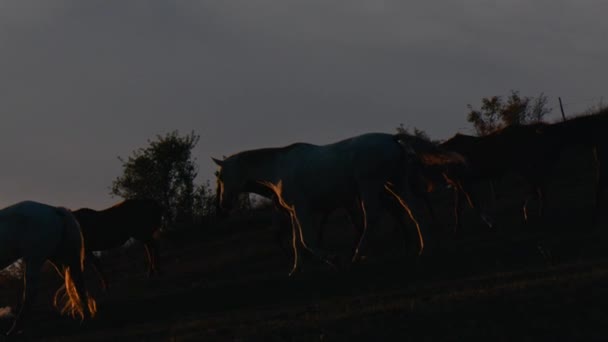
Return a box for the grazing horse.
[0,201,96,335]
[213,133,464,275]
[73,199,162,290]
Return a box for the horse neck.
[237,150,285,195]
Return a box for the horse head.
[212,156,244,214]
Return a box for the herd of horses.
[0,199,161,335]
[1,108,606,336]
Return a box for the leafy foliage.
[467,91,551,136]
[192,180,217,222]
[111,131,202,229]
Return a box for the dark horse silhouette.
[399,134,492,232]
[216,134,464,268]
[546,108,608,222]
[441,122,562,223]
[73,199,162,289]
[213,133,467,274]
[0,201,96,335]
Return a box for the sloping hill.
[1,145,608,341]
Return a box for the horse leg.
[457,180,493,230]
[522,181,543,224]
[66,260,96,320]
[522,182,534,223]
[536,185,544,218]
[271,208,293,258]
[289,205,336,271]
[411,176,435,222]
[316,211,332,249]
[8,260,42,336]
[384,182,426,259]
[453,186,462,232]
[352,185,392,263]
[267,194,302,276]
[87,252,109,291]
[442,173,464,232]
[143,238,161,277]
[287,209,301,276]
[345,200,365,262]
[489,180,497,206]
[350,198,373,264]
[422,195,435,223]
[593,146,605,224]
[595,173,605,224]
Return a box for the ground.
[1,148,608,341]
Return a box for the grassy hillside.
[1,145,608,341]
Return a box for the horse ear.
[211,157,224,167]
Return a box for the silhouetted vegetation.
[111,131,215,230]
[580,98,608,117]
[192,179,218,222]
[467,91,551,136]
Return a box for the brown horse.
[442,122,561,223]
[73,199,162,289]
[409,155,492,231]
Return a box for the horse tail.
[52,207,97,320]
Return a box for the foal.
[73,199,162,289]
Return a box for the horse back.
[74,199,162,251]
[282,133,406,201]
[0,201,66,267]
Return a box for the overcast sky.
[0,1,606,209]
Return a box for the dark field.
[2,147,608,341]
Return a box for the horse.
[442,123,558,223]
[545,109,608,222]
[213,132,464,275]
[269,190,365,260]
[273,140,471,255]
[397,134,493,232]
[73,199,162,290]
[0,201,97,335]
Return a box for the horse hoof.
[6,323,23,336]
[351,255,368,264]
[288,267,299,277]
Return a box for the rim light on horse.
[0,201,96,335]
[213,133,460,275]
